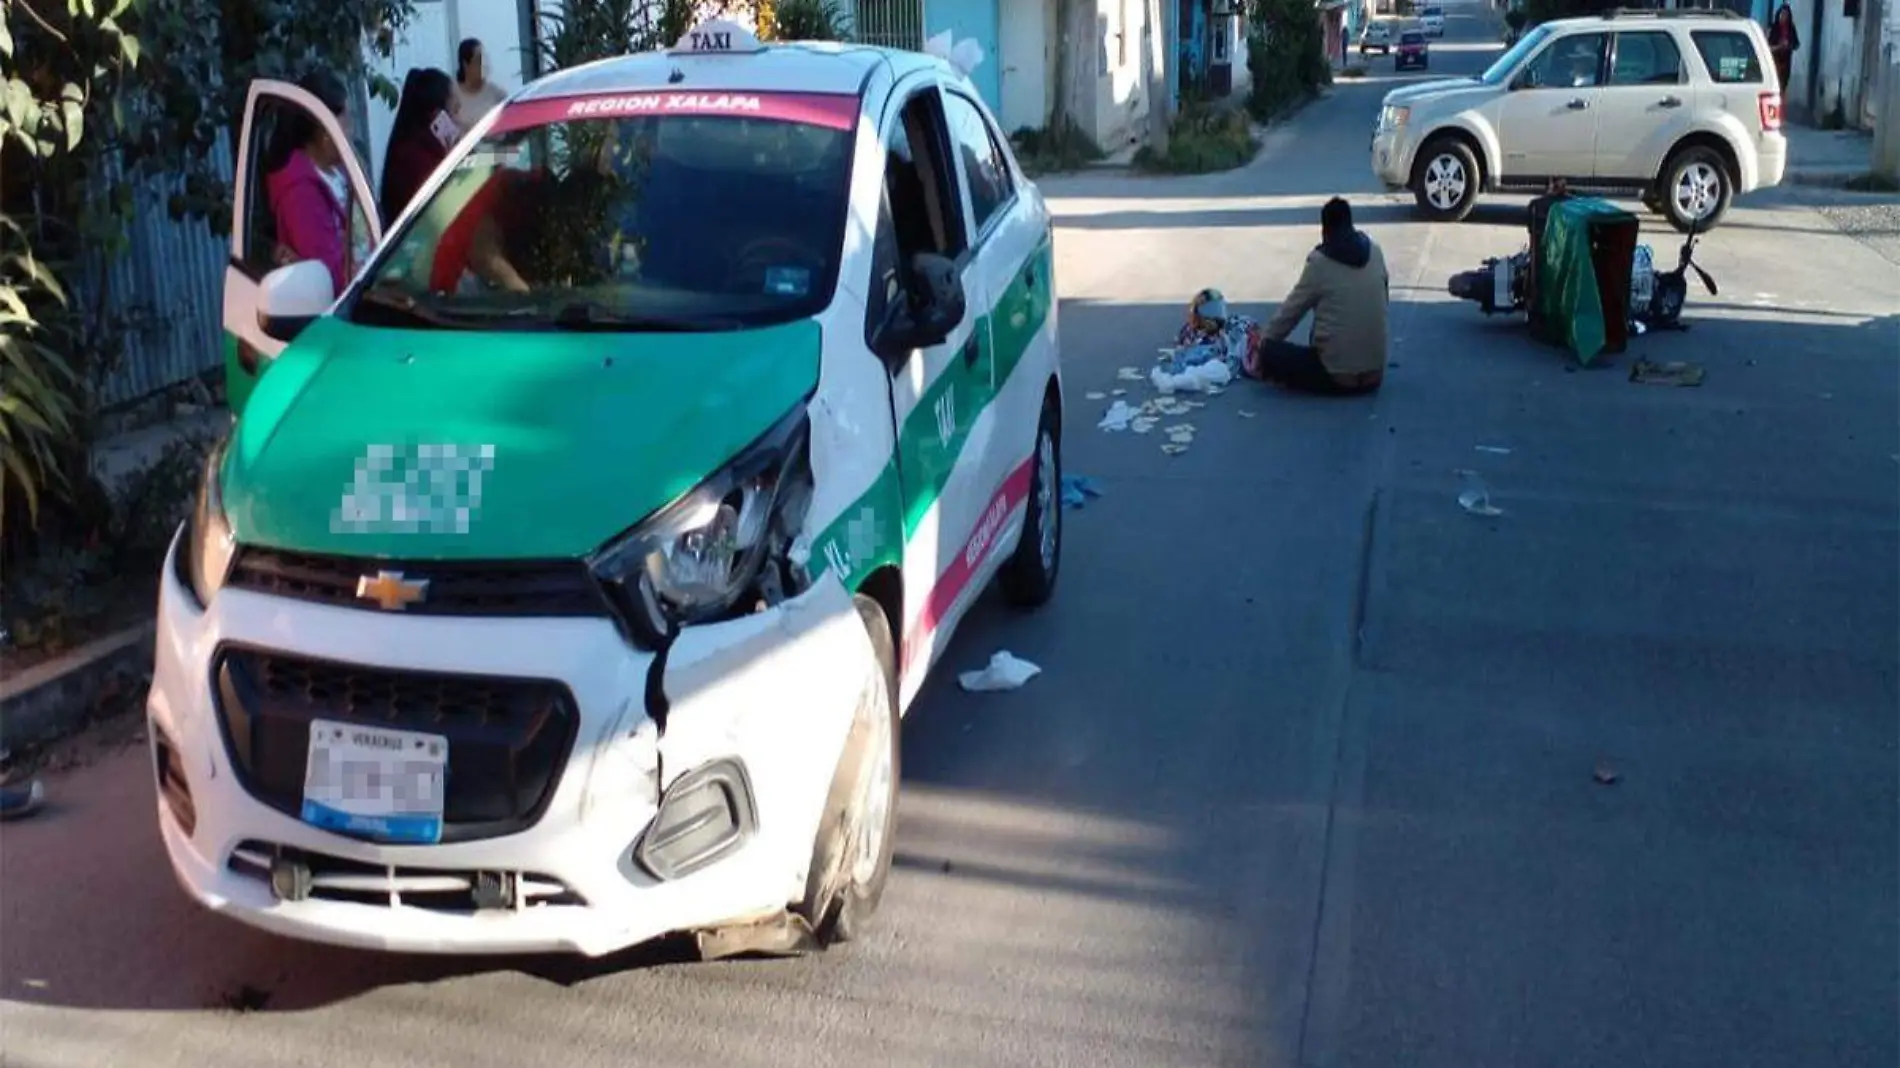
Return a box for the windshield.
[1423,6,1443,14]
[1479,23,1553,84]
[346,93,858,333]
[1402,32,1425,44]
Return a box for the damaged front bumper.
[146,533,876,957]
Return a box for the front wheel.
[1413,137,1481,222]
[1659,146,1732,233]
[795,595,901,947]
[999,398,1062,609]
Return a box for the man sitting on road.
[1251,197,1389,395]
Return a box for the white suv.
[1370,9,1787,231]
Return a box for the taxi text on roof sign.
[671,18,766,55]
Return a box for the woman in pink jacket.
[263,71,355,293]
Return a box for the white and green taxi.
[151,21,1063,958]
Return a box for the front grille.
[227,839,587,912]
[212,647,579,843]
[228,547,609,618]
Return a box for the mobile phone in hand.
[430,110,461,148]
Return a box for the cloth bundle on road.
[1530,196,1640,367]
[1164,288,1262,383]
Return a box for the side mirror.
[875,252,966,359]
[256,260,335,343]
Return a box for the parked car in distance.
[1420,5,1446,36]
[1360,19,1395,55]
[1368,8,1788,231]
[1396,30,1430,71]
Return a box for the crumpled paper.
[1098,400,1138,431]
[1151,361,1233,395]
[958,651,1042,692]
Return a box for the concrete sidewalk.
[1784,121,1877,187]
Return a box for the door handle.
[1658,95,1683,108]
[960,335,980,368]
[1566,98,1589,110]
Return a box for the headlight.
[1380,105,1410,130]
[588,406,810,648]
[179,434,237,610]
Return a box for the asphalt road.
[5,5,1897,1065]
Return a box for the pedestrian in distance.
[1768,2,1799,92]
[452,38,509,130]
[1249,197,1390,395]
[380,67,459,222]
[263,69,355,294]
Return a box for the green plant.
[2,541,114,653]
[1011,119,1104,176]
[1246,0,1330,122]
[764,0,850,41]
[0,216,80,535]
[1133,103,1258,174]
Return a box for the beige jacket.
[1263,232,1391,384]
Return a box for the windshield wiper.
[550,301,742,333]
[353,285,471,330]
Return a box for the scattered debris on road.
[1060,475,1104,509]
[1475,444,1513,455]
[1629,358,1706,387]
[1593,762,1621,786]
[1098,400,1138,431]
[1085,391,1106,400]
[1238,409,1257,419]
[959,651,1042,692]
[1456,470,1505,517]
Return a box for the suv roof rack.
[1602,6,1745,19]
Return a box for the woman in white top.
[452,38,509,131]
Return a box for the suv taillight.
[1758,90,1783,131]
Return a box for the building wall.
[997,0,1057,132]
[1787,0,1874,125]
[925,0,1005,110]
[1091,0,1155,151]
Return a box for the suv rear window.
[1691,30,1764,84]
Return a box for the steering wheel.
[725,236,825,296]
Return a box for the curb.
[0,621,155,753]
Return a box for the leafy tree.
[0,0,415,553]
[1244,0,1331,121]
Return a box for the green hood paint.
[221,314,821,560]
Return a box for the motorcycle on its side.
[1447,214,1718,330]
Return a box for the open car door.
[223,80,382,416]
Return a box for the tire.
[1413,137,1481,222]
[795,594,901,947]
[999,397,1062,609]
[1659,145,1732,233]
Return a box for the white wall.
[998,0,1054,133]
[361,0,534,186]
[1788,0,1872,125]
[1093,0,1151,151]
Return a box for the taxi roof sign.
[670,18,766,56]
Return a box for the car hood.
[220,314,822,560]
[1383,77,1488,107]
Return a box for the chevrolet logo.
[356,570,429,611]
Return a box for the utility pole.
[1144,0,1171,155]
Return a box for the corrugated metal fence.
[76,132,233,410]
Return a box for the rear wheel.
[1660,145,1732,232]
[1413,137,1481,222]
[796,595,900,947]
[999,398,1062,609]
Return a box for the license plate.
[302,720,448,845]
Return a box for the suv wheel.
[1660,146,1732,232]
[1412,138,1480,222]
